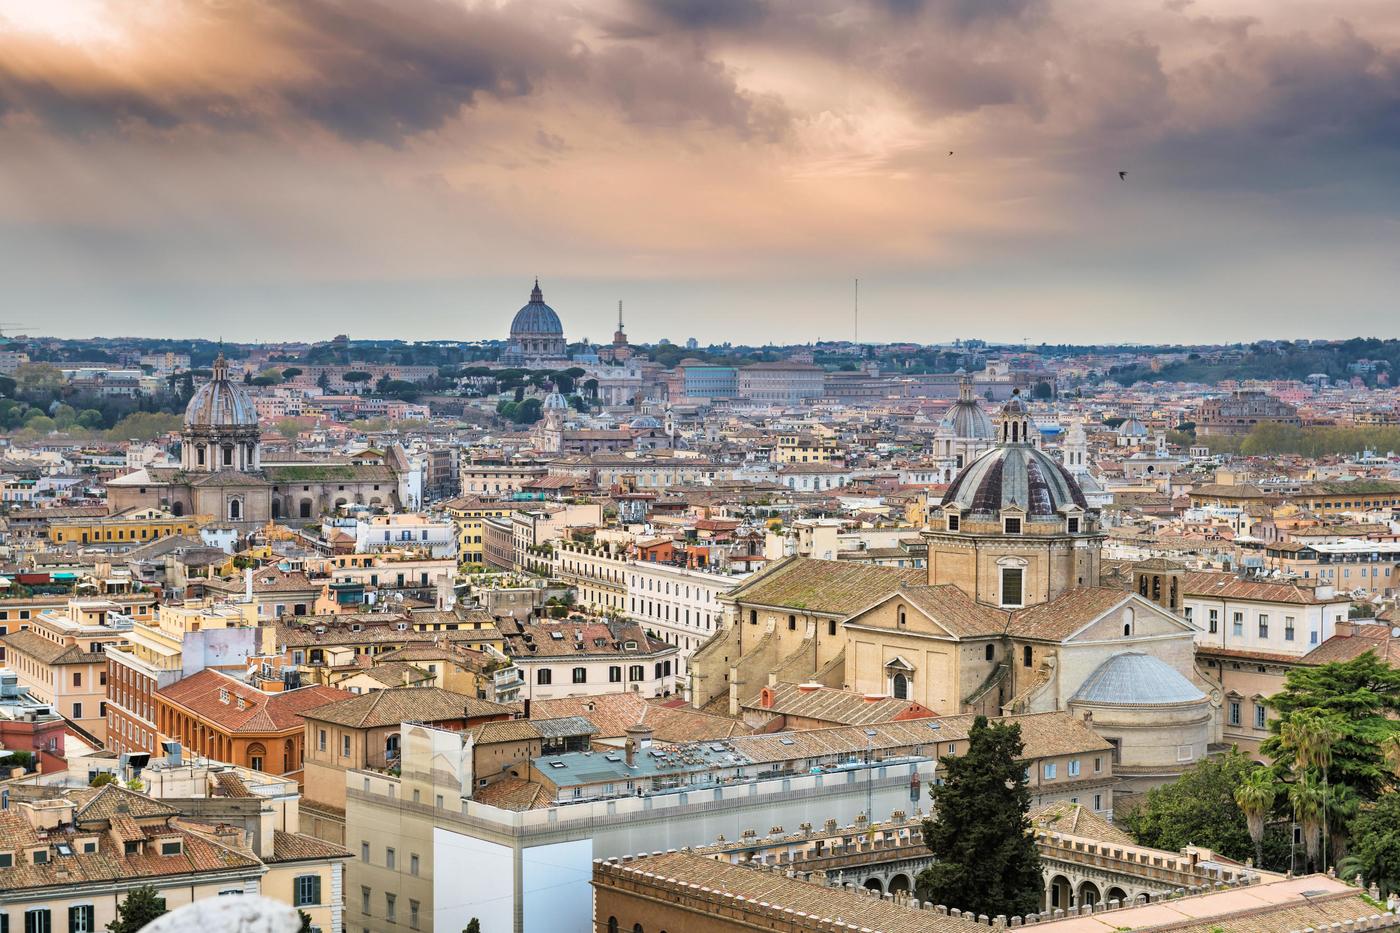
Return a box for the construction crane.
[0,323,31,340]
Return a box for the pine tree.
[107,885,168,933]
[915,716,1042,918]
[464,920,482,933]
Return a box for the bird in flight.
[948,151,954,156]
[1118,171,1127,181]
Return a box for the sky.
[1,0,1399,346]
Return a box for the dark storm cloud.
[0,0,787,144]
[644,0,769,30]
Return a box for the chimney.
[761,687,774,709]
[796,683,821,694]
[863,693,884,703]
[624,723,653,768]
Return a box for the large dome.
[510,280,563,337]
[185,355,258,429]
[941,390,1087,518]
[1073,652,1206,706]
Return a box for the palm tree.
[1290,774,1325,872]
[1235,768,1278,868]
[1281,710,1341,869]
[1325,783,1360,867]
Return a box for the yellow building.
[771,433,844,464]
[48,506,211,547]
[442,496,519,565]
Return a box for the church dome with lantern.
[940,390,1089,521]
[181,353,262,473]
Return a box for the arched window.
[271,499,282,520]
[228,498,241,521]
[892,672,909,700]
[788,614,796,631]
[985,644,995,662]
[248,743,267,773]
[749,609,758,625]
[607,920,618,933]
[196,445,206,466]
[898,607,906,627]
[171,501,184,517]
[633,924,644,933]
[300,499,314,518]
[1023,645,1033,668]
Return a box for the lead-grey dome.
[941,444,1087,516]
[1073,652,1206,706]
[941,378,993,439]
[510,280,563,337]
[185,355,258,429]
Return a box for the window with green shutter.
[68,905,94,933]
[24,909,51,933]
[294,874,321,907]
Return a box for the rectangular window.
[1258,614,1269,638]
[1001,567,1024,608]
[1093,793,1103,810]
[318,729,327,752]
[572,667,587,684]
[1232,612,1244,637]
[361,842,369,862]
[1285,617,1295,641]
[1043,762,1057,780]
[385,895,396,923]
[410,854,419,876]
[385,847,395,870]
[1229,701,1241,726]
[608,666,621,683]
[409,901,420,930]
[1004,516,1022,535]
[67,906,94,933]
[26,911,51,933]
[1255,704,1267,729]
[1093,756,1103,773]
[295,874,322,907]
[1066,516,1080,534]
[1068,758,1080,777]
[1208,609,1218,633]
[361,887,371,915]
[342,735,351,758]
[946,513,960,532]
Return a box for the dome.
[185,355,258,429]
[629,415,662,430]
[1117,417,1148,437]
[1072,652,1206,706]
[510,280,563,337]
[940,378,993,439]
[543,391,569,411]
[941,444,1088,517]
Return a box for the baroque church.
[692,390,1214,793]
[107,354,421,528]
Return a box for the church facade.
[107,355,421,529]
[690,390,1215,793]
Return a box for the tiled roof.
[1006,587,1133,641]
[473,777,552,811]
[605,851,979,933]
[302,687,509,728]
[268,830,351,863]
[0,629,100,665]
[1181,571,1331,605]
[725,556,923,616]
[741,683,935,726]
[1029,801,1136,846]
[76,786,180,823]
[158,669,348,734]
[881,584,1009,638]
[530,693,751,741]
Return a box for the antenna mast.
[854,277,859,345]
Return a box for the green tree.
[89,772,117,787]
[1340,793,1400,896]
[464,921,481,933]
[1124,748,1259,863]
[275,419,302,440]
[316,372,332,392]
[1235,767,1278,868]
[298,910,313,933]
[107,885,167,933]
[77,408,104,430]
[1263,653,1400,802]
[915,716,1041,918]
[1031,380,1054,400]
[1290,773,1326,873]
[282,367,304,379]
[343,371,372,392]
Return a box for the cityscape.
[3,3,1400,933]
